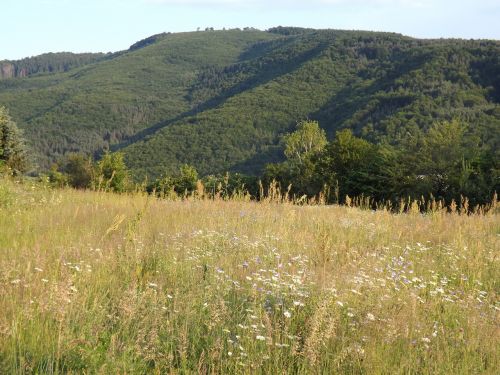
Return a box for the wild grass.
[0,177,498,374]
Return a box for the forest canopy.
[0,28,498,206]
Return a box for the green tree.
[61,153,94,189]
[95,152,130,192]
[409,120,474,202]
[202,172,256,199]
[284,120,327,163]
[151,164,199,197]
[174,164,198,195]
[264,121,328,198]
[0,106,28,175]
[316,129,374,201]
[47,164,68,188]
[345,145,404,203]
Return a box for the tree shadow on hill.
[111,40,329,152]
[310,50,434,139]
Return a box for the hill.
[0,28,499,179]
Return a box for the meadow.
[0,178,498,374]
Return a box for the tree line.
[1,106,497,210]
[262,120,498,209]
[0,52,106,79]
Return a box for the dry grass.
[0,178,498,374]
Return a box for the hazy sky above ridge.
[2,0,499,59]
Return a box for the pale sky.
[2,0,499,60]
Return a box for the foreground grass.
[0,179,498,374]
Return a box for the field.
[0,178,498,374]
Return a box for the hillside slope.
[0,30,279,171]
[0,28,499,178]
[0,52,106,79]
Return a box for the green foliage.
[0,106,29,175]
[95,152,130,193]
[267,26,316,35]
[0,30,278,173]
[0,27,498,208]
[47,151,134,192]
[58,154,94,189]
[47,164,68,188]
[341,145,403,203]
[402,120,499,204]
[323,129,373,177]
[203,172,259,198]
[0,52,106,79]
[151,164,198,196]
[60,153,94,189]
[283,120,327,163]
[266,120,498,208]
[129,32,171,51]
[175,164,198,195]
[1,29,498,182]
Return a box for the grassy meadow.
[0,178,498,374]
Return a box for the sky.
[2,0,499,60]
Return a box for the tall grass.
[0,178,498,373]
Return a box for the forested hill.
[0,27,499,179]
[0,52,107,79]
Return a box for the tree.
[345,145,403,203]
[174,164,198,195]
[284,120,327,163]
[151,164,199,197]
[315,129,374,201]
[95,152,130,192]
[406,120,471,202]
[263,120,328,198]
[0,106,28,175]
[47,164,68,188]
[61,153,94,189]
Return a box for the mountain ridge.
[0,27,498,179]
